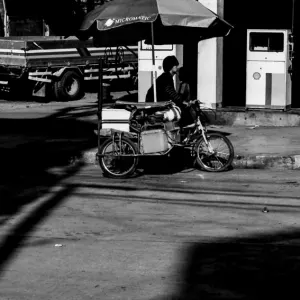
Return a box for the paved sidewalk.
[213,125,300,170]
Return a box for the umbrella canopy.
[79,0,233,46]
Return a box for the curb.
[233,154,300,170]
[206,110,300,127]
[81,147,99,165]
[80,149,300,171]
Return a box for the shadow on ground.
[0,103,99,276]
[167,229,300,300]
[0,104,98,180]
[138,147,195,176]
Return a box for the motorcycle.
[97,99,234,178]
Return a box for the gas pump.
[138,41,182,102]
[246,29,293,110]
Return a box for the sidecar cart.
[97,75,181,178]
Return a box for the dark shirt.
[145,72,182,107]
[178,82,191,102]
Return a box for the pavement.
[214,126,300,170]
[2,167,300,299]
[1,91,300,172]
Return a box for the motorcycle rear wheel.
[194,132,234,172]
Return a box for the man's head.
[163,55,179,75]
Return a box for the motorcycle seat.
[114,100,173,111]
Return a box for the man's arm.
[164,80,182,106]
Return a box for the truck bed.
[0,36,137,68]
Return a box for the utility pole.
[2,0,7,36]
[292,0,295,34]
[290,0,295,63]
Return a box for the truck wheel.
[54,71,83,101]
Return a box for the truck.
[0,0,138,101]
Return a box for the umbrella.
[80,0,233,44]
[79,0,233,101]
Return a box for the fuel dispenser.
[246,29,293,110]
[138,41,182,102]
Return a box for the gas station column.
[198,0,224,108]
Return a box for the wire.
[292,0,295,34]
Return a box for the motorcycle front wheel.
[98,137,139,178]
[194,132,234,172]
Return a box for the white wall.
[197,0,221,108]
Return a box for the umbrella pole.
[97,58,103,154]
[151,22,157,102]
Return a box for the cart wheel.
[99,137,139,179]
[194,132,234,172]
[54,71,83,101]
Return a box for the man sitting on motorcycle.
[146,55,181,105]
[145,55,195,125]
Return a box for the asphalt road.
[1,167,300,300]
